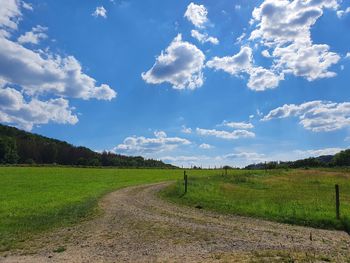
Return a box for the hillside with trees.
[245,150,350,169]
[0,124,175,168]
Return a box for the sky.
[0,0,350,167]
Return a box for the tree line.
[0,124,175,168]
[245,151,350,170]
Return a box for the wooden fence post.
[184,171,188,194]
[335,184,340,219]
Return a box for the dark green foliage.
[245,152,349,170]
[333,149,350,166]
[0,137,19,164]
[0,124,175,168]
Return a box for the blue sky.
[1,0,350,167]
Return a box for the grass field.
[161,169,350,233]
[0,167,218,251]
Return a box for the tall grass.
[160,169,350,232]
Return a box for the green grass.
[0,167,217,251]
[160,169,350,232]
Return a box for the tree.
[333,150,350,166]
[0,137,19,164]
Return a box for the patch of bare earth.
[1,182,350,262]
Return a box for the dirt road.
[1,182,350,262]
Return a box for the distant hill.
[0,124,175,168]
[245,151,350,170]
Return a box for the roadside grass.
[160,169,350,232]
[0,167,217,251]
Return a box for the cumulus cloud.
[294,148,345,157]
[250,0,338,45]
[262,101,350,132]
[247,66,284,91]
[181,125,192,134]
[0,0,22,31]
[184,2,208,28]
[191,30,219,45]
[142,34,205,90]
[0,37,117,100]
[196,127,255,140]
[337,7,350,18]
[0,87,78,130]
[272,43,339,81]
[18,25,47,44]
[261,50,271,58]
[0,0,116,130]
[114,131,191,155]
[92,6,107,18]
[208,0,341,91]
[207,46,283,91]
[249,0,340,82]
[199,143,212,149]
[207,46,253,75]
[221,121,254,129]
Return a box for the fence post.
[335,184,340,219]
[184,170,188,194]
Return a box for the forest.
[0,124,175,168]
[244,150,350,169]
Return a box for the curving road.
[1,182,350,262]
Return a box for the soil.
[1,182,350,262]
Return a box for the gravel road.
[2,182,350,262]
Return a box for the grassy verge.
[0,167,217,251]
[160,169,350,232]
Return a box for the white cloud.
[181,125,192,134]
[196,127,255,140]
[236,32,246,43]
[207,46,252,75]
[247,66,283,91]
[161,155,200,163]
[207,46,283,91]
[221,120,254,129]
[261,49,271,58]
[199,143,212,149]
[22,1,33,11]
[345,52,350,59]
[18,25,47,44]
[294,148,345,157]
[92,6,107,18]
[262,101,350,132]
[250,0,339,45]
[0,87,78,130]
[337,7,350,18]
[191,30,219,45]
[160,153,261,168]
[249,0,340,82]
[114,131,191,155]
[0,0,116,130]
[0,37,116,100]
[184,2,208,28]
[0,0,22,31]
[223,152,265,161]
[272,43,339,81]
[142,34,205,90]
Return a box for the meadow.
[0,167,217,251]
[161,169,350,233]
[2,167,350,253]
